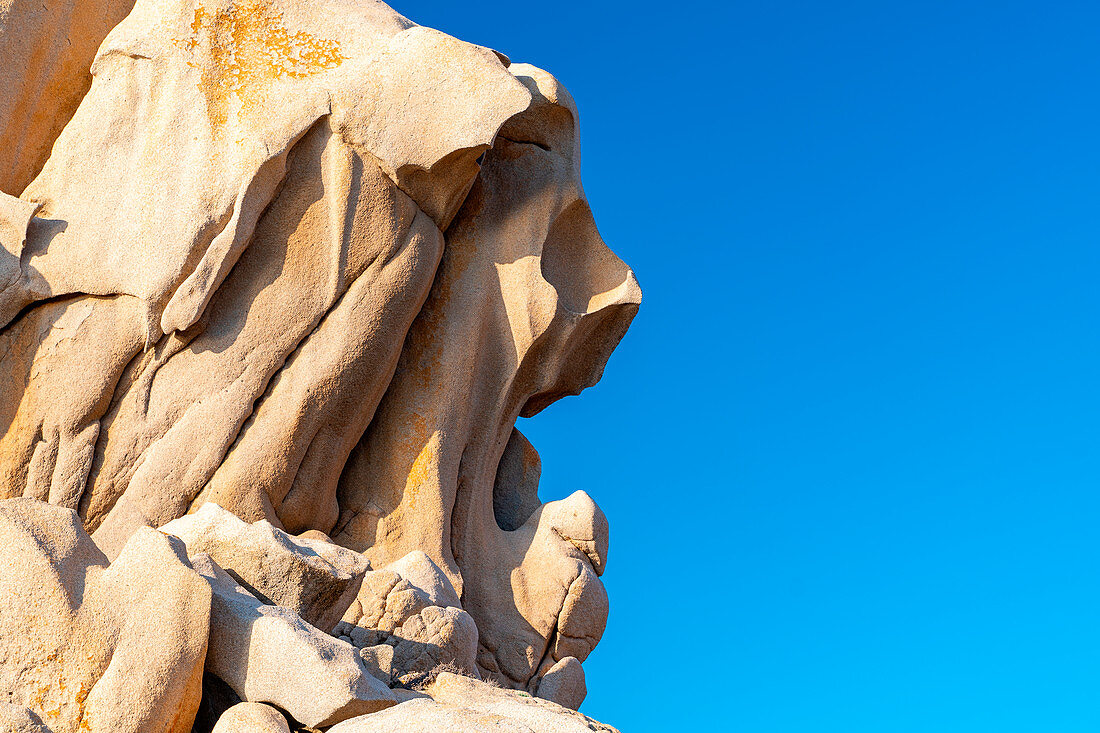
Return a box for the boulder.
[333,551,478,684]
[327,672,618,733]
[0,3,637,731]
[0,0,532,557]
[431,672,615,733]
[190,554,395,728]
[210,703,290,733]
[327,698,520,733]
[161,503,368,631]
[533,657,587,711]
[387,550,462,608]
[0,498,210,733]
[331,64,633,699]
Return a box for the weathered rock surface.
[0,0,530,556]
[327,672,618,733]
[0,498,210,733]
[0,0,637,729]
[0,703,50,733]
[333,66,631,696]
[162,502,368,631]
[190,554,395,728]
[0,0,137,194]
[534,656,588,711]
[334,551,479,685]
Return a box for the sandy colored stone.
[337,551,461,635]
[388,605,479,684]
[0,0,529,558]
[0,1,637,724]
[0,704,50,733]
[191,553,395,728]
[161,502,367,631]
[387,549,462,608]
[327,698,521,733]
[0,0,137,195]
[327,672,617,733]
[334,551,478,684]
[0,498,210,733]
[533,656,587,711]
[357,644,396,686]
[332,65,634,694]
[210,703,290,733]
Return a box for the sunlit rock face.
[0,0,638,727]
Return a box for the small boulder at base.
[190,553,395,728]
[211,703,291,733]
[0,498,211,733]
[334,551,479,685]
[161,502,369,631]
[327,671,618,733]
[534,656,587,711]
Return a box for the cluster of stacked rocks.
[0,500,617,731]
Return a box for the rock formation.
[0,0,639,730]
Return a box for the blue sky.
[407,2,1100,730]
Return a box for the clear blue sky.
[407,2,1100,730]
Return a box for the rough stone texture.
[332,66,633,695]
[328,672,618,733]
[161,502,368,631]
[209,703,290,733]
[387,549,462,608]
[0,704,50,733]
[333,551,479,685]
[0,0,137,194]
[534,656,587,711]
[0,0,637,728]
[0,498,210,733]
[191,553,395,728]
[0,0,530,556]
[327,699,518,733]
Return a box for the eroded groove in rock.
[0,294,146,509]
[196,174,443,536]
[334,65,638,695]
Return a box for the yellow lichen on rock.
[177,2,345,128]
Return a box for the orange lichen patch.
[393,412,432,505]
[76,681,91,731]
[174,2,346,129]
[404,439,435,511]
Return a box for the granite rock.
[162,502,368,631]
[0,498,210,733]
[210,703,290,733]
[333,551,479,685]
[190,553,395,728]
[328,672,618,733]
[0,1,637,729]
